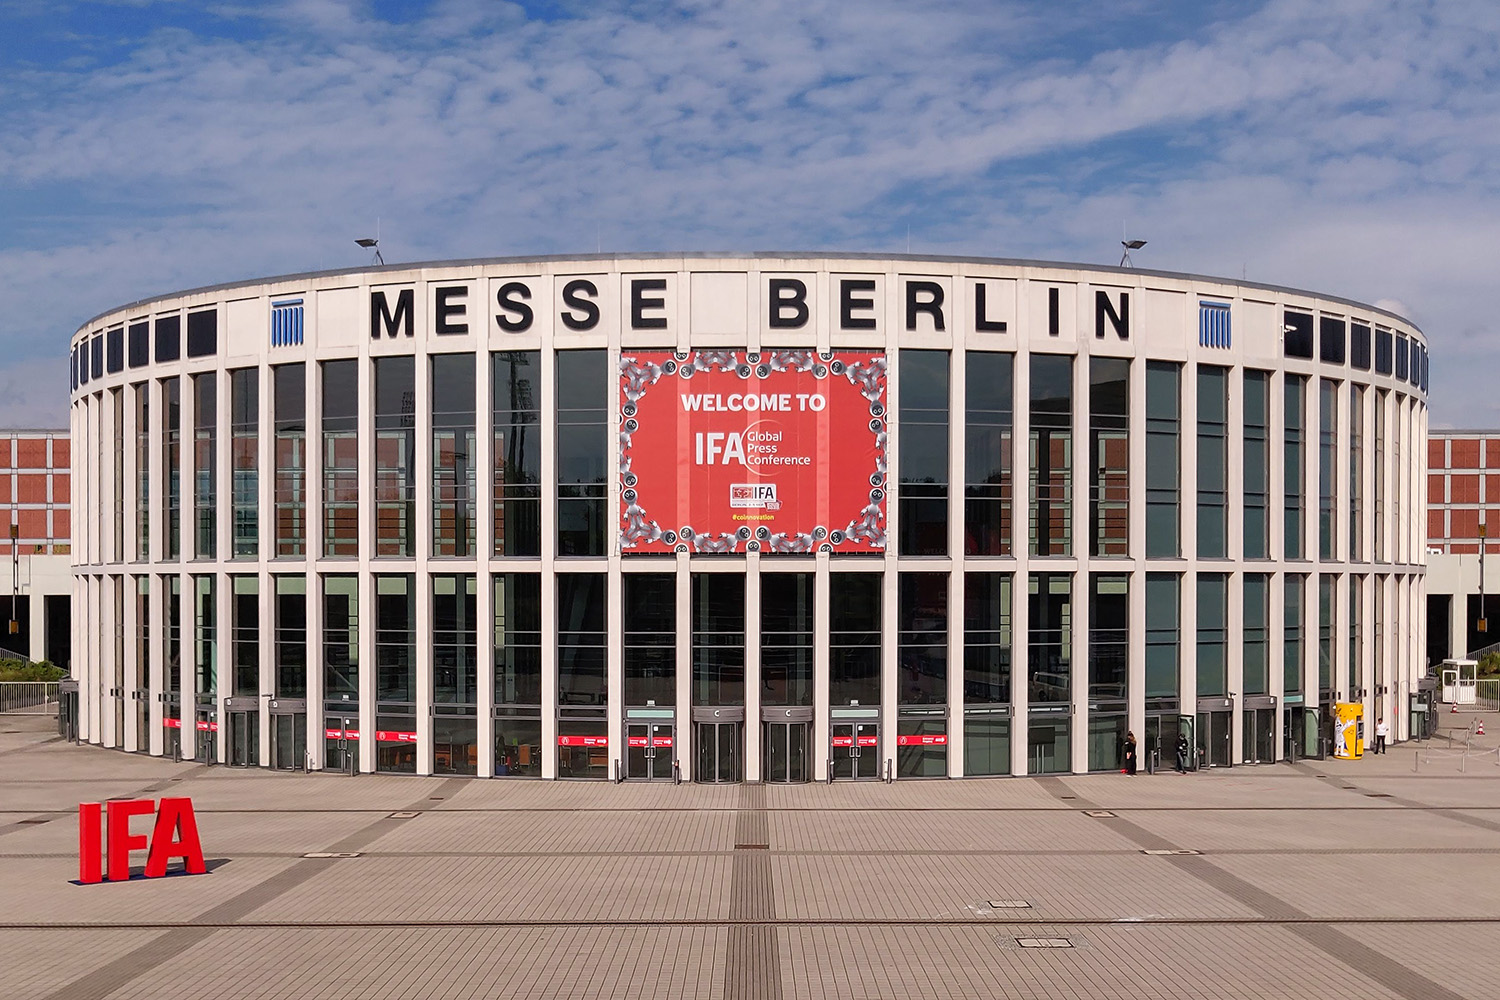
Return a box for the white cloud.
[0,0,1498,421]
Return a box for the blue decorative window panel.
[271,298,305,347]
[1199,301,1231,349]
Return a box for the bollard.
[1413,749,1420,773]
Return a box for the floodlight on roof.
[1120,239,1147,267]
[354,237,385,266]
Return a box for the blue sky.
[1,0,1497,426]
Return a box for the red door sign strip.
[374,731,418,743]
[896,734,948,746]
[558,735,609,747]
[324,729,362,740]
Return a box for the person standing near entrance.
[1175,733,1190,773]
[1123,731,1138,775]
[1374,717,1389,755]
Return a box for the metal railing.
[1477,679,1500,711]
[0,681,58,714]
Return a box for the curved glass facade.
[68,255,1430,780]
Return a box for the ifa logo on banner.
[76,797,206,884]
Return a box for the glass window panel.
[762,573,814,706]
[898,573,947,705]
[374,357,416,557]
[1145,362,1180,558]
[1089,358,1129,557]
[964,352,1013,556]
[321,361,358,558]
[1243,371,1269,560]
[1088,573,1128,701]
[494,574,542,705]
[432,575,477,704]
[1027,573,1071,705]
[230,370,258,558]
[322,575,359,705]
[1196,573,1227,697]
[963,572,1011,706]
[830,573,881,706]
[1029,355,1073,556]
[1196,366,1227,559]
[493,351,542,556]
[623,573,676,706]
[899,350,949,556]
[1144,573,1179,699]
[432,355,477,557]
[693,574,745,705]
[557,573,607,705]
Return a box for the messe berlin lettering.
[77,797,206,884]
[620,351,886,554]
[369,276,1130,339]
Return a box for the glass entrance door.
[326,715,358,773]
[227,710,258,767]
[763,722,810,783]
[271,713,306,770]
[695,722,741,783]
[625,722,674,780]
[1196,710,1232,767]
[831,723,878,780]
[1243,708,1275,763]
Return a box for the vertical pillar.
[744,551,762,782]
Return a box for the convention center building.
[66,254,1431,781]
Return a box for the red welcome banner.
[620,351,887,554]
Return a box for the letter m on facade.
[1199,301,1231,349]
[371,288,415,339]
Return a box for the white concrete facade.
[67,253,1430,779]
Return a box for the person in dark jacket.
[1123,731,1138,775]
[1175,733,1190,773]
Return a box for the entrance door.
[831,723,878,780]
[271,713,307,770]
[1196,711,1232,767]
[625,722,674,780]
[1242,708,1275,763]
[326,715,358,773]
[763,722,810,783]
[228,710,258,767]
[695,722,741,783]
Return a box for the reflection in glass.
[432,355,476,557]
[321,361,358,557]
[830,574,880,706]
[1029,355,1072,556]
[374,357,416,557]
[624,574,675,706]
[899,350,949,556]
[965,352,1012,555]
[762,574,813,706]
[693,574,745,705]
[557,351,607,556]
[493,351,541,556]
[1089,358,1128,557]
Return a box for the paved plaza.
[4,715,1500,999]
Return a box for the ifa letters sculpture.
[77,797,205,883]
